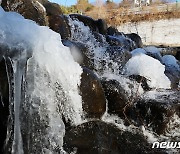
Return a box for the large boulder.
[101,78,143,121]
[107,26,119,36]
[1,0,48,26]
[70,14,99,33]
[101,79,128,117]
[105,46,132,71]
[106,35,136,51]
[80,67,106,119]
[69,14,108,35]
[134,90,180,135]
[48,15,71,39]
[96,19,108,35]
[42,1,62,16]
[63,121,164,154]
[162,55,180,89]
[125,33,143,48]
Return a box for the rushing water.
[68,16,180,153]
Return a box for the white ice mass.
[0,6,83,153]
[124,54,171,89]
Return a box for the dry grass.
[85,4,180,26]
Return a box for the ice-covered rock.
[124,54,171,89]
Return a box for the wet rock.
[105,46,132,71]
[42,1,62,16]
[135,90,180,135]
[1,0,48,26]
[48,15,71,39]
[165,68,180,89]
[129,75,151,91]
[92,32,106,45]
[70,14,108,35]
[162,55,180,89]
[125,33,143,48]
[107,26,119,36]
[175,49,180,61]
[70,14,99,33]
[106,35,135,51]
[96,19,108,35]
[101,79,128,117]
[62,40,93,69]
[80,67,106,119]
[63,121,163,154]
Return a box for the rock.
[63,121,163,154]
[80,67,106,119]
[48,15,71,39]
[101,79,129,118]
[105,46,132,71]
[129,75,151,91]
[70,14,99,33]
[165,68,180,89]
[175,49,180,61]
[143,46,163,63]
[162,55,180,89]
[92,32,106,45]
[125,33,143,48]
[101,78,143,121]
[96,19,108,35]
[1,0,48,26]
[43,1,62,16]
[135,90,180,135]
[106,35,135,51]
[62,40,93,69]
[107,26,119,36]
[70,14,108,35]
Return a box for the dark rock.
[92,32,106,45]
[101,78,142,124]
[162,56,180,89]
[1,0,48,26]
[107,26,119,36]
[175,49,180,61]
[70,14,99,33]
[96,19,108,35]
[101,79,128,117]
[80,67,106,119]
[105,46,132,71]
[48,15,71,39]
[64,121,164,154]
[106,35,135,51]
[62,40,93,69]
[135,90,180,135]
[125,33,143,48]
[43,1,62,16]
[129,75,151,91]
[165,67,180,89]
